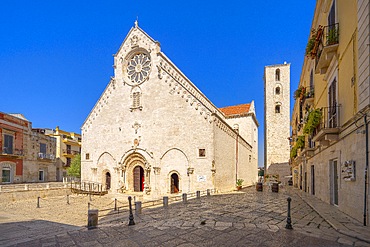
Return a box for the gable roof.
[219,104,251,117]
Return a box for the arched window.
[275,105,281,113]
[275,69,280,81]
[130,87,142,111]
[275,87,281,95]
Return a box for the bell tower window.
[275,69,280,81]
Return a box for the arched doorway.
[105,172,111,190]
[133,166,144,192]
[170,173,179,193]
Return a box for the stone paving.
[0,186,369,246]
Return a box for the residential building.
[46,127,81,179]
[0,112,58,183]
[0,112,28,183]
[264,63,291,184]
[81,22,258,197]
[290,0,369,225]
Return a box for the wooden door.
[105,172,111,190]
[134,166,144,192]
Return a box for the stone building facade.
[81,23,258,198]
[0,112,58,183]
[264,64,291,182]
[290,0,369,224]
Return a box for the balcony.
[312,106,340,145]
[62,149,80,157]
[37,153,55,160]
[301,87,314,107]
[62,137,81,145]
[300,137,315,157]
[315,23,339,74]
[1,148,24,158]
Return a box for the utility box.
[87,209,98,229]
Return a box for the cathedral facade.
[81,23,258,197]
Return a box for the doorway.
[105,172,111,190]
[170,173,179,193]
[133,166,144,192]
[332,160,339,206]
[311,165,315,195]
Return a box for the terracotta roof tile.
[219,103,251,116]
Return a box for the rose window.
[127,53,151,84]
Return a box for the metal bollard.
[135,201,142,215]
[114,198,117,211]
[163,196,169,207]
[128,196,135,226]
[67,195,70,205]
[207,189,210,196]
[286,197,293,229]
[196,191,201,199]
[182,193,187,203]
[37,196,40,208]
[88,202,91,210]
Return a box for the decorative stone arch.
[97,152,116,191]
[168,170,181,194]
[121,151,152,193]
[160,148,190,165]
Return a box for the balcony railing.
[315,23,339,74]
[62,149,80,155]
[37,153,55,160]
[312,105,340,142]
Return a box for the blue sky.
[0,1,316,167]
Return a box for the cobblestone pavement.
[0,186,369,246]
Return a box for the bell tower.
[264,63,291,174]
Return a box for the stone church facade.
[81,23,258,197]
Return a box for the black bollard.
[67,195,70,205]
[114,198,117,211]
[128,196,135,226]
[286,197,293,229]
[88,202,90,210]
[37,196,40,208]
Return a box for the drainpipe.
[364,115,369,226]
[234,124,239,183]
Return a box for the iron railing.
[316,23,339,63]
[314,105,340,135]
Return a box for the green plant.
[303,108,322,135]
[290,145,298,159]
[326,27,338,45]
[305,28,318,57]
[236,179,244,187]
[294,86,306,100]
[296,135,305,149]
[67,154,81,178]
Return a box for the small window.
[249,155,252,162]
[133,92,141,108]
[275,105,281,113]
[39,170,44,181]
[275,69,280,81]
[85,153,90,160]
[40,143,46,154]
[3,134,14,154]
[275,87,280,95]
[198,149,206,157]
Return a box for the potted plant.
[326,27,338,45]
[236,179,244,190]
[303,108,322,135]
[294,86,306,100]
